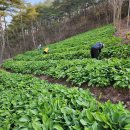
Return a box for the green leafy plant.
[2,25,130,87]
[0,70,130,129]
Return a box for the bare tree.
[109,0,125,30]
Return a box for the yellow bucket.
[126,32,130,39]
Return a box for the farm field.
[0,70,130,129]
[2,25,130,88]
[1,25,130,129]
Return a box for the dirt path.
[39,75,130,110]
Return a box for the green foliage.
[12,25,121,61]
[2,25,130,88]
[3,58,130,88]
[101,44,130,59]
[0,70,130,129]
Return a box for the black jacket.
[92,42,103,49]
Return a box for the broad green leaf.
[92,122,98,130]
[32,122,42,130]
[84,127,90,130]
[86,110,93,121]
[124,124,130,130]
[19,116,30,122]
[80,119,87,126]
[53,124,63,130]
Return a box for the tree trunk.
[31,21,36,48]
[113,0,116,26]
[0,16,6,63]
[4,16,12,58]
[20,15,26,50]
[127,0,130,28]
[118,4,122,30]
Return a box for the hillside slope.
[2,25,130,88]
[1,25,130,129]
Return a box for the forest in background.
[0,0,130,63]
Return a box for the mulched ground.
[39,75,130,110]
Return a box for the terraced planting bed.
[1,25,130,129]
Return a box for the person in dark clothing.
[91,42,104,59]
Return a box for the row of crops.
[2,58,130,88]
[0,70,130,130]
[12,44,130,61]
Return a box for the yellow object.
[44,47,49,53]
[126,32,130,40]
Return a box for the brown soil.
[89,87,130,110]
[115,18,130,44]
[39,75,73,87]
[39,75,130,110]
[115,28,130,39]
